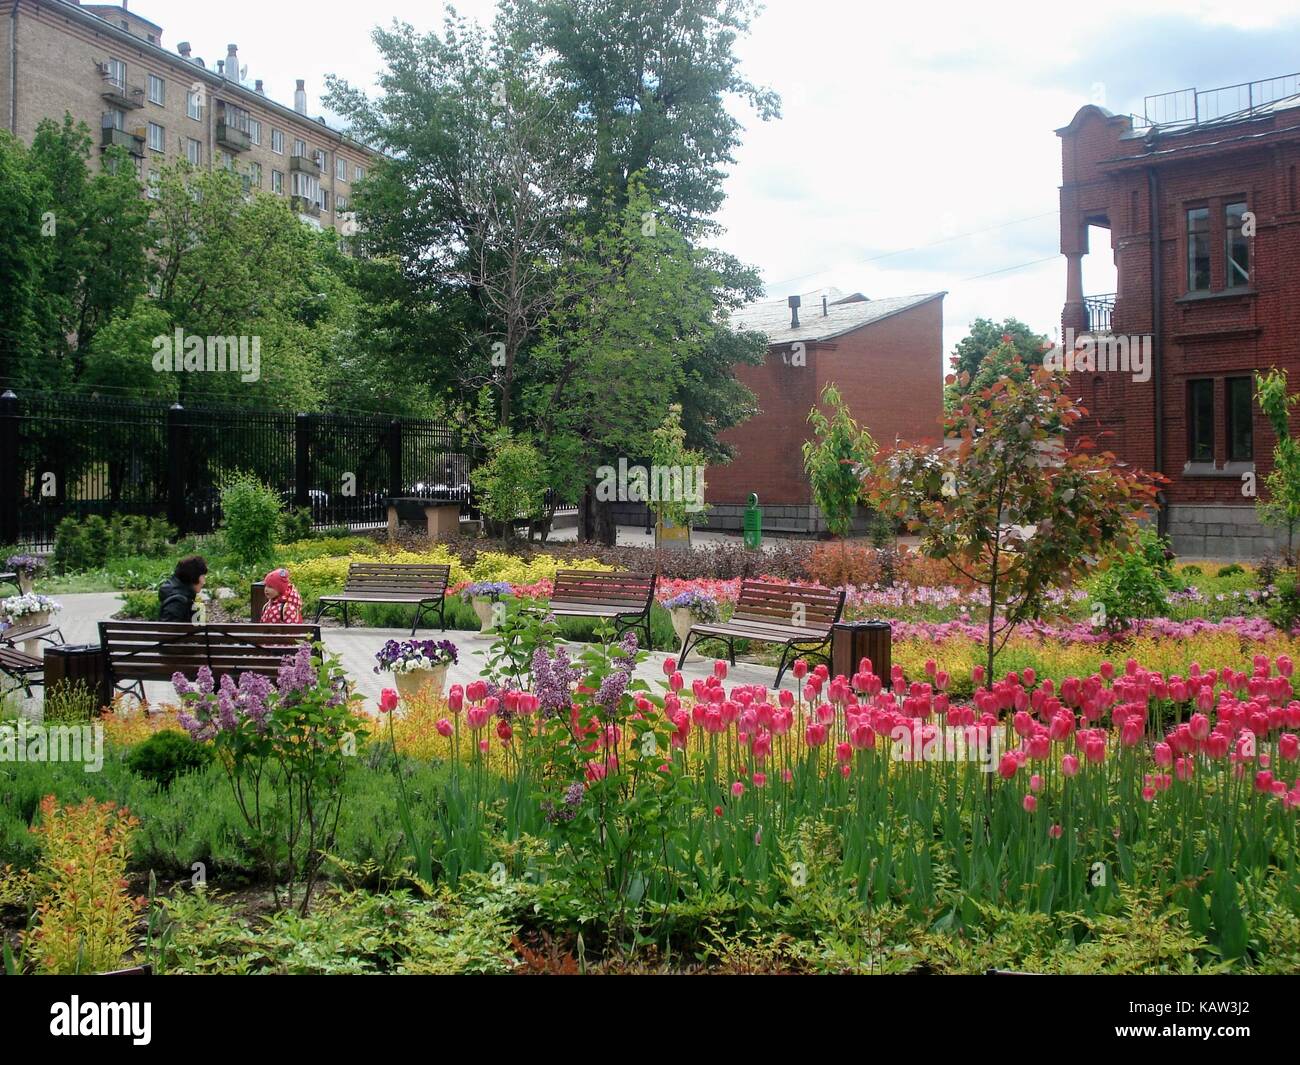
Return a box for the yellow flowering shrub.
[466,551,615,586]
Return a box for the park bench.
[98,620,321,702]
[677,580,845,687]
[1,619,65,651]
[548,570,656,651]
[314,563,450,636]
[0,571,17,591]
[0,645,43,699]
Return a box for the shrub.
[52,516,89,573]
[219,472,283,567]
[1182,564,1203,577]
[29,796,142,975]
[126,730,212,788]
[82,515,112,569]
[1091,530,1177,632]
[1264,570,1300,634]
[471,433,548,543]
[119,589,160,620]
[280,506,313,544]
[1217,563,1245,578]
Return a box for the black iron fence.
[0,391,475,548]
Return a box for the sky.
[151,0,1300,367]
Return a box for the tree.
[499,0,780,235]
[802,383,875,538]
[947,317,1049,408]
[471,431,550,543]
[1255,368,1300,565]
[867,346,1159,686]
[648,404,707,529]
[525,181,744,543]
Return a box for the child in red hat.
[261,567,304,624]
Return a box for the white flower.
[0,594,62,620]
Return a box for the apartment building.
[1056,73,1300,558]
[0,0,374,236]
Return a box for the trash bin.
[43,643,112,711]
[830,620,892,688]
[743,493,762,550]
[251,580,266,621]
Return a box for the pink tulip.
[1062,754,1080,777]
[447,685,464,713]
[435,718,453,738]
[713,660,728,680]
[731,780,745,798]
[663,657,677,676]
[378,688,399,714]
[1022,794,1037,813]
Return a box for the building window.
[293,138,307,158]
[103,108,125,131]
[1187,379,1215,463]
[147,171,160,200]
[1186,207,1210,292]
[354,164,365,182]
[272,129,284,154]
[337,195,347,211]
[187,90,203,120]
[272,170,284,194]
[147,122,165,153]
[314,149,327,171]
[320,190,330,212]
[1225,201,1250,288]
[186,138,202,166]
[219,150,234,171]
[104,57,126,90]
[292,170,319,201]
[249,118,262,146]
[1226,377,1254,462]
[147,74,165,106]
[250,161,263,188]
[336,157,348,181]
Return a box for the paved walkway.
[31,592,802,714]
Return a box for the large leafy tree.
[868,346,1159,685]
[803,383,876,538]
[947,317,1049,408]
[526,182,759,542]
[499,0,780,235]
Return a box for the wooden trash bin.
[830,620,892,688]
[43,643,112,712]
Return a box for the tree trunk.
[578,484,616,546]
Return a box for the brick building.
[0,0,374,236]
[702,287,945,535]
[1057,74,1300,558]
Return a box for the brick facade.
[705,293,944,533]
[0,0,373,237]
[1057,92,1300,558]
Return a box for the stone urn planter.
[471,597,500,635]
[17,573,35,596]
[394,665,448,703]
[670,607,695,648]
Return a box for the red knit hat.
[264,568,291,596]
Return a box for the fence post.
[387,419,402,499]
[0,391,19,544]
[294,413,311,509]
[166,403,187,534]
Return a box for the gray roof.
[730,287,945,344]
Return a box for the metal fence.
[0,391,475,548]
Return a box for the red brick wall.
[705,298,944,505]
[1059,107,1300,507]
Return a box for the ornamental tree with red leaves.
[865,346,1160,688]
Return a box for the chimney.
[177,41,191,59]
[788,294,801,329]
[294,79,307,115]
[822,295,828,317]
[216,59,225,77]
[255,79,265,95]
[226,44,239,82]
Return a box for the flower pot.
[17,573,34,595]
[394,665,447,703]
[471,597,499,634]
[670,607,695,648]
[6,610,49,658]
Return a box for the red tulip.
[378,688,399,714]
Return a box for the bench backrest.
[551,570,655,609]
[732,581,844,632]
[342,563,450,596]
[98,621,321,684]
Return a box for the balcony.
[215,121,252,153]
[1083,293,1115,334]
[100,76,145,110]
[291,195,321,218]
[290,154,321,178]
[100,125,145,158]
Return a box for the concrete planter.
[393,665,448,703]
